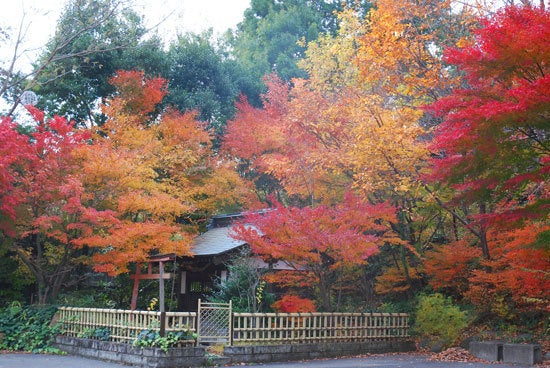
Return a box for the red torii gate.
[129,254,176,336]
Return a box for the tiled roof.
[190,226,247,256]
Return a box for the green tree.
[165,33,242,133]
[32,0,168,125]
[414,293,469,347]
[230,0,357,103]
[209,249,274,313]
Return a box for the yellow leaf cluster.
[77,77,255,274]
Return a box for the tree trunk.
[478,202,491,260]
[317,272,332,312]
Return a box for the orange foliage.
[76,71,254,275]
[375,265,424,295]
[357,0,470,101]
[271,294,317,313]
[106,70,168,121]
[233,193,401,310]
[465,225,550,313]
[222,75,287,163]
[424,239,483,296]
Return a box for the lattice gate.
[197,299,232,345]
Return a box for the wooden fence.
[55,307,409,345]
[56,307,196,343]
[232,312,409,345]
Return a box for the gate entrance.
[197,299,232,345]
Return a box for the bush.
[271,295,317,313]
[209,249,275,313]
[0,302,61,353]
[414,293,469,347]
[133,329,196,352]
[77,327,111,341]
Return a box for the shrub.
[0,302,61,353]
[209,249,275,313]
[133,329,196,352]
[414,293,469,347]
[77,327,111,341]
[271,294,316,313]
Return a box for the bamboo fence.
[55,307,409,345]
[232,312,410,345]
[56,307,196,343]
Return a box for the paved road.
[0,353,531,368]
[0,353,126,368]
[225,354,530,367]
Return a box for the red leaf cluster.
[271,294,317,313]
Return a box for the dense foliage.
[425,5,550,316]
[0,70,253,303]
[209,249,275,313]
[223,0,547,332]
[414,294,470,348]
[0,302,60,353]
[0,0,547,344]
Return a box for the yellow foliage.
[76,74,255,275]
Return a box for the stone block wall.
[469,341,543,366]
[54,336,206,368]
[223,340,416,364]
[55,336,416,366]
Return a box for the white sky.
[1,0,251,71]
[0,0,250,118]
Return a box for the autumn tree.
[0,118,35,304]
[232,194,401,311]
[0,107,106,303]
[75,70,254,275]
[425,4,550,314]
[0,118,33,233]
[224,1,476,295]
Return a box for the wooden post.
[159,260,166,337]
[229,299,233,346]
[130,262,141,310]
[196,298,201,344]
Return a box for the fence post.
[229,299,233,346]
[159,261,166,337]
[196,298,201,342]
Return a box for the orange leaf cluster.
[466,225,550,313]
[271,294,317,313]
[74,70,255,275]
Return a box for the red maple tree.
[425,4,549,312]
[232,193,401,311]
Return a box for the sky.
[0,0,250,117]
[1,0,251,72]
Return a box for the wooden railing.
[56,307,196,343]
[232,312,409,345]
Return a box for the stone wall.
[54,336,206,368]
[223,340,417,364]
[469,341,543,366]
[55,336,416,366]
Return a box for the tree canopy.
[0,0,547,327]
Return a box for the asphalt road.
[225,354,531,367]
[0,353,531,368]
